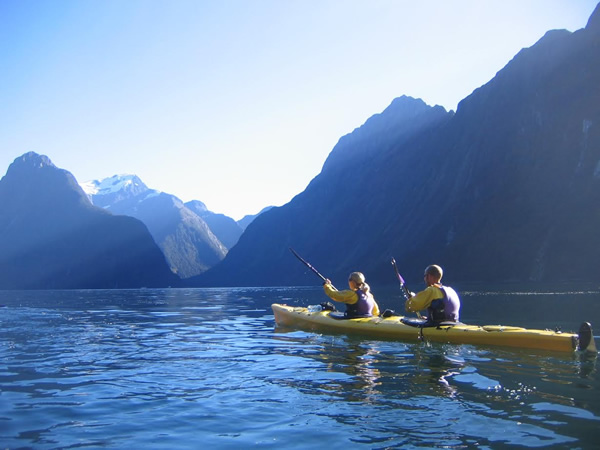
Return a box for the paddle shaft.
[290,248,329,284]
[391,258,422,318]
[391,258,411,299]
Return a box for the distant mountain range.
[191,4,600,287]
[82,175,230,278]
[0,156,273,289]
[2,5,599,290]
[0,153,179,289]
[80,175,272,278]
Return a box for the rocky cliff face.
[192,5,600,287]
[0,153,179,289]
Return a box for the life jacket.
[345,289,375,318]
[427,285,460,324]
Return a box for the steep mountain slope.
[192,5,600,287]
[425,12,600,283]
[0,153,179,289]
[83,176,227,278]
[185,200,243,249]
[190,96,452,286]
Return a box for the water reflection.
[270,327,600,446]
[274,332,596,447]
[271,332,469,401]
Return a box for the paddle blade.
[578,322,598,353]
[391,258,405,284]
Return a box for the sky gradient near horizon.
[1,1,597,219]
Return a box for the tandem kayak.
[271,303,598,354]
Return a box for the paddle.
[289,248,339,314]
[391,257,422,319]
[289,248,331,285]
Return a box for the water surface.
[0,287,598,448]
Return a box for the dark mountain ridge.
[0,153,179,289]
[191,5,600,287]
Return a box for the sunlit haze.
[1,0,597,220]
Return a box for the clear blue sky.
[1,1,597,220]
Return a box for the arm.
[323,283,358,304]
[405,286,442,313]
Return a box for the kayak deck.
[271,303,597,354]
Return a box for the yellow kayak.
[271,303,597,354]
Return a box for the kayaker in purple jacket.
[405,265,461,324]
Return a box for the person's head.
[348,272,367,291]
[424,265,443,286]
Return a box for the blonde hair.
[349,272,371,295]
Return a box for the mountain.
[82,175,228,278]
[0,152,179,289]
[80,174,149,207]
[237,206,274,231]
[185,200,243,249]
[191,5,600,287]
[189,96,451,286]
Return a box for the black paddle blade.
[577,322,597,353]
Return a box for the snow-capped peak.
[80,174,150,197]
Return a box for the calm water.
[0,286,599,449]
